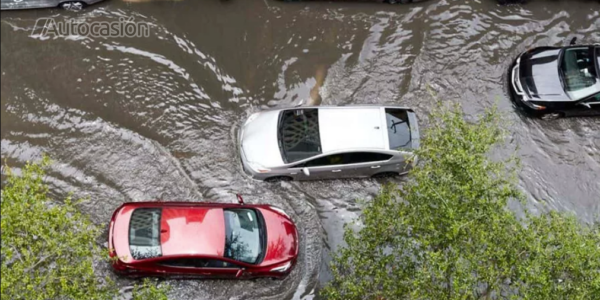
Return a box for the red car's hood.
[258,208,298,266]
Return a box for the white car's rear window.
[385,109,412,150]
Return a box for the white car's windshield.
[277,109,322,163]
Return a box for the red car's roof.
[160,207,225,257]
[111,204,226,263]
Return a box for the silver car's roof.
[318,107,389,152]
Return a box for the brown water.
[1,0,599,299]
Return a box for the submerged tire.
[540,112,563,120]
[386,0,414,3]
[371,172,399,179]
[497,0,528,5]
[59,1,85,10]
[265,176,293,183]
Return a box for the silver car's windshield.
[278,109,322,163]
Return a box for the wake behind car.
[0,0,104,10]
[509,43,600,118]
[239,106,419,181]
[108,197,298,279]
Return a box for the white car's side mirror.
[302,168,310,176]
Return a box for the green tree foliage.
[132,279,169,300]
[322,104,600,300]
[1,157,169,300]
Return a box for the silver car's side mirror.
[302,168,310,176]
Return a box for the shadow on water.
[1,0,599,299]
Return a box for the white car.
[239,106,420,181]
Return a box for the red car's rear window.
[129,208,162,260]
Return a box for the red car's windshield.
[224,208,264,264]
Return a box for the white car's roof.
[318,107,388,153]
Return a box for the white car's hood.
[241,110,285,168]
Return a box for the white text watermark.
[31,17,151,39]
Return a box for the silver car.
[239,106,420,181]
[1,0,104,10]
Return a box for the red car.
[108,196,299,279]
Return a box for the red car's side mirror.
[236,194,244,205]
[235,268,245,278]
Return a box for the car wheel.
[371,172,399,179]
[265,176,293,183]
[540,112,563,120]
[59,1,85,10]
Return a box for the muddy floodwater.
[1,0,599,299]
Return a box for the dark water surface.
[1,0,599,299]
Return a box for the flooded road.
[1,0,599,299]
